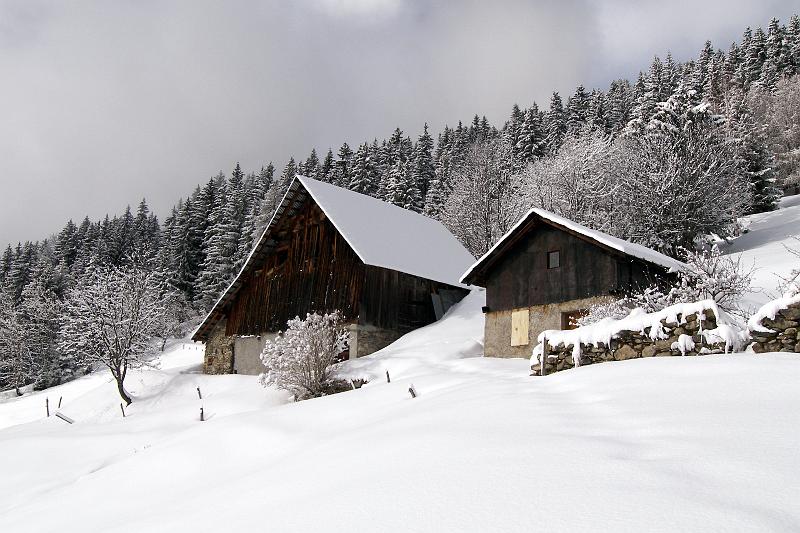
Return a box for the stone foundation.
[203,321,405,374]
[751,303,800,353]
[350,324,403,358]
[203,319,235,375]
[485,296,616,358]
[532,310,728,376]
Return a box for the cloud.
[0,0,796,249]
[312,0,403,19]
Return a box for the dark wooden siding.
[360,266,462,334]
[485,223,666,311]
[225,201,365,335]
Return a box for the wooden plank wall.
[225,201,365,336]
[360,266,451,333]
[485,223,668,311]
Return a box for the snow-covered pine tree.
[252,157,297,244]
[411,123,435,204]
[543,92,567,154]
[691,40,715,96]
[515,104,546,166]
[195,173,233,310]
[0,246,13,286]
[505,104,525,155]
[747,27,768,90]
[726,89,781,213]
[587,90,609,134]
[320,149,335,183]
[349,142,375,195]
[566,85,591,136]
[303,149,321,180]
[606,79,634,133]
[0,289,38,395]
[334,143,353,187]
[55,220,78,269]
[788,15,800,76]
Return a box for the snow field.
[0,195,798,532]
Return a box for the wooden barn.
[193,176,474,375]
[460,209,685,358]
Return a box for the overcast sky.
[1,0,796,249]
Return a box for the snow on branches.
[259,311,349,401]
[58,262,176,404]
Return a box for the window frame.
[547,249,561,270]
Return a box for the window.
[511,309,530,346]
[547,250,560,269]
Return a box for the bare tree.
[612,130,749,255]
[518,131,619,232]
[259,311,349,401]
[59,263,173,405]
[777,236,800,296]
[439,138,527,257]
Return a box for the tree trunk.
[113,373,132,405]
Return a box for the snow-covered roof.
[193,176,474,341]
[460,207,686,285]
[297,176,475,286]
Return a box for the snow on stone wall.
[749,293,800,354]
[531,301,747,376]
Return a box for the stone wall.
[485,296,616,358]
[751,303,800,353]
[351,324,403,358]
[532,309,728,376]
[203,319,234,375]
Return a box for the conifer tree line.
[2,14,800,392]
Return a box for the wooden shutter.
[511,309,530,346]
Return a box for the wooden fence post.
[196,387,202,400]
[200,407,204,422]
[408,385,417,398]
[540,335,547,377]
[386,370,391,383]
[58,396,63,408]
[46,397,50,417]
[120,403,126,418]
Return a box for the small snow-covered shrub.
[259,311,349,401]
[675,247,753,315]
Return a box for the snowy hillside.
[1,197,799,532]
[725,194,800,311]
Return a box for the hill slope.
[1,197,799,532]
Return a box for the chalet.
[193,176,474,375]
[460,208,685,358]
